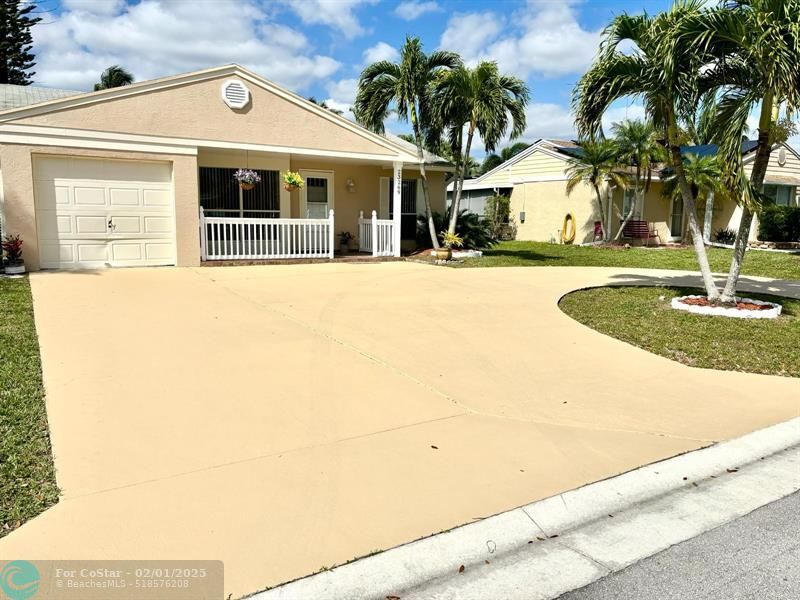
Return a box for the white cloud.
[394,1,441,20]
[32,0,340,91]
[362,41,399,64]
[282,0,377,40]
[439,1,600,78]
[324,78,359,119]
[439,13,501,63]
[520,103,576,141]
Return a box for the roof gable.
[0,65,419,162]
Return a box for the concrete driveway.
[2,263,798,597]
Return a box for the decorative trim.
[0,64,426,164]
[0,124,422,163]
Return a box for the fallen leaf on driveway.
[458,565,465,573]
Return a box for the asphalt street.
[561,491,800,600]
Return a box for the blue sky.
[33,0,696,154]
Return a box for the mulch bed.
[678,296,773,311]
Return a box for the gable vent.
[221,79,251,109]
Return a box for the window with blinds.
[199,167,279,217]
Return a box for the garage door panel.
[112,216,143,234]
[74,186,107,206]
[110,188,140,206]
[143,216,172,233]
[143,189,170,206]
[77,244,108,262]
[75,215,108,234]
[110,243,142,262]
[35,157,176,269]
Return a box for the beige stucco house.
[449,138,800,245]
[0,65,451,270]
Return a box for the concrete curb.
[254,417,800,600]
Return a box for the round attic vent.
[778,147,787,167]
[221,79,251,109]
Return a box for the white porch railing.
[358,210,395,257]
[200,207,334,260]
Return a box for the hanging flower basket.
[282,171,304,192]
[233,168,260,190]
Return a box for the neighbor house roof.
[0,84,81,110]
[446,138,576,191]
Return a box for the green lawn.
[0,276,58,537]
[559,286,800,377]
[459,241,800,281]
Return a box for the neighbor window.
[199,167,279,217]
[622,188,640,219]
[764,184,796,207]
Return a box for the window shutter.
[379,177,390,218]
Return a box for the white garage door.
[35,156,176,269]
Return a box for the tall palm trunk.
[591,182,607,240]
[614,165,641,241]
[448,121,475,234]
[667,117,721,301]
[719,94,774,304]
[410,104,439,249]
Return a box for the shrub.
[484,195,517,240]
[759,205,800,242]
[713,228,737,244]
[417,210,495,249]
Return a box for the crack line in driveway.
[192,270,716,444]
[62,412,471,501]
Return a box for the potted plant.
[339,231,353,255]
[433,231,464,261]
[2,234,25,274]
[282,171,305,192]
[233,169,261,191]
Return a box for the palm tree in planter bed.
[354,37,461,249]
[564,138,627,241]
[573,1,724,301]
[681,0,800,303]
[432,61,529,236]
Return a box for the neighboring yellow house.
[0,65,451,270]
[448,138,800,245]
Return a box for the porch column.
[392,161,403,257]
[703,191,714,243]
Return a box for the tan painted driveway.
[2,263,799,597]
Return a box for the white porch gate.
[200,207,335,260]
[358,210,396,257]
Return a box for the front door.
[301,171,334,218]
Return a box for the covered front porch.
[196,148,447,261]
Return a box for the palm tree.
[353,37,461,248]
[611,119,666,240]
[481,142,531,174]
[432,61,529,234]
[94,65,134,91]
[564,138,627,240]
[307,96,344,115]
[573,1,723,301]
[661,153,727,239]
[685,0,800,303]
